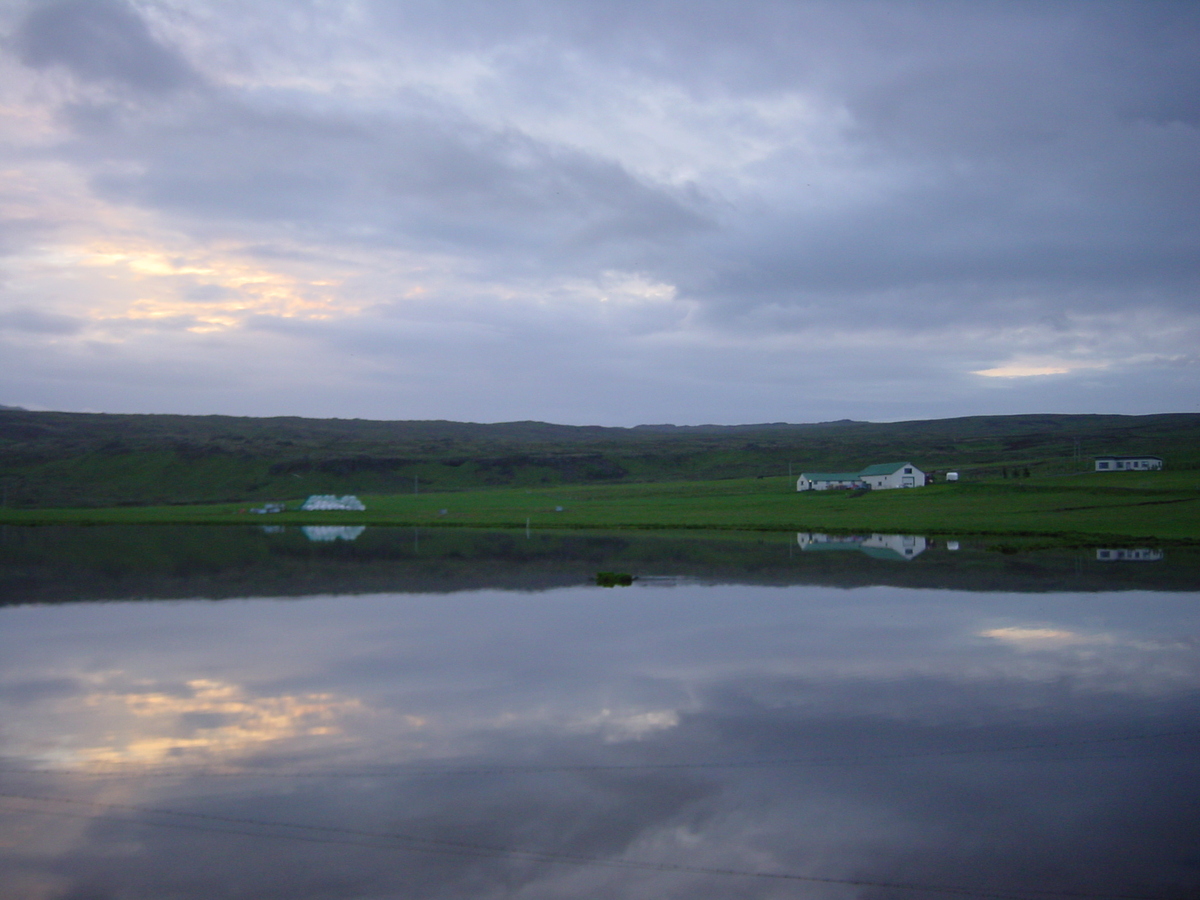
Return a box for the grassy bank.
[2,470,1197,542]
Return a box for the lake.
[1,526,1197,899]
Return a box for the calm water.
[1,527,1197,899]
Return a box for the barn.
[796,462,925,491]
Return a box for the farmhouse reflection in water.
[797,531,927,560]
[1097,548,1164,562]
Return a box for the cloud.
[1,0,1198,420]
[14,0,199,93]
[572,707,682,743]
[0,307,82,334]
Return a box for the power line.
[0,791,1176,900]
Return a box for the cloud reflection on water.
[67,676,364,768]
[0,583,1197,898]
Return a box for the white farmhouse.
[795,471,866,491]
[1094,455,1162,472]
[797,462,925,491]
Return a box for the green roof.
[858,461,914,476]
[800,462,922,482]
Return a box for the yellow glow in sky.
[973,358,1109,378]
[70,241,356,331]
[974,364,1071,378]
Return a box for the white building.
[301,494,366,511]
[795,471,866,491]
[797,462,925,491]
[1094,456,1162,472]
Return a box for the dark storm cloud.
[14,0,198,93]
[398,0,1200,328]
[18,0,1200,304]
[74,100,707,266]
[660,6,1200,327]
[0,307,83,334]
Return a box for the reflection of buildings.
[302,526,367,542]
[1096,548,1163,562]
[797,533,927,561]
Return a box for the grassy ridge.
[4,471,1197,542]
[2,409,1198,508]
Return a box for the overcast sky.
[0,0,1197,425]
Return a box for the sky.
[0,0,1197,425]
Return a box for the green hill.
[1,409,1197,508]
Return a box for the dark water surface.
[4,524,1199,601]
[1,527,1198,899]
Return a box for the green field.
[4,409,1197,541]
[3,470,1197,542]
[3,409,1199,508]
